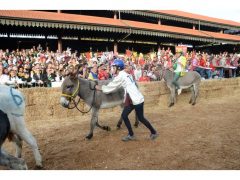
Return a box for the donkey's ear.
[70,64,83,79]
[63,68,71,77]
[74,64,83,72]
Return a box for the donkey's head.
[60,64,82,108]
[155,64,165,81]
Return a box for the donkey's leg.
[86,107,99,140]
[192,84,200,105]
[14,117,42,169]
[189,86,194,104]
[17,129,42,169]
[96,122,111,131]
[11,134,23,158]
[96,116,111,132]
[95,104,111,131]
[0,148,28,170]
[168,87,175,107]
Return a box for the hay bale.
[20,78,240,121]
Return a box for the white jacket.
[134,69,142,81]
[6,76,23,86]
[102,70,144,105]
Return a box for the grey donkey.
[157,65,201,107]
[60,65,139,139]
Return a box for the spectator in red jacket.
[98,63,108,80]
[139,71,150,82]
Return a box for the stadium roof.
[0,10,239,44]
[153,10,240,27]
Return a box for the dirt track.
[3,93,240,170]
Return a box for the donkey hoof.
[85,134,93,140]
[106,126,111,131]
[192,102,196,106]
[103,126,111,131]
[168,103,174,107]
[117,123,122,129]
[134,124,139,128]
[34,165,43,170]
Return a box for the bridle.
[61,79,96,114]
[61,80,80,100]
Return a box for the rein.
[61,79,97,114]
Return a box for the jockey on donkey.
[172,49,188,96]
[160,49,201,107]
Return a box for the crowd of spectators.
[0,45,240,89]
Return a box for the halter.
[61,80,80,99]
[61,79,96,114]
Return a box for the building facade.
[0,10,239,53]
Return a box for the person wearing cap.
[172,49,187,95]
[95,59,158,142]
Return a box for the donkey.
[0,109,28,170]
[60,65,139,140]
[157,65,201,107]
[0,85,42,169]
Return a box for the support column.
[220,30,223,34]
[158,19,161,25]
[114,41,118,55]
[57,10,62,13]
[44,34,48,51]
[193,25,196,30]
[58,36,62,53]
[118,10,121,20]
[46,42,49,52]
[114,12,117,19]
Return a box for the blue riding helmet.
[112,59,125,70]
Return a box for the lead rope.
[69,81,97,114]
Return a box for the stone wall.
[20,78,240,122]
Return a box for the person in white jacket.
[0,64,8,85]
[134,65,142,81]
[6,69,23,88]
[95,59,158,141]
